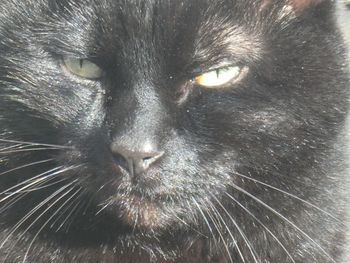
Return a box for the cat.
[0,0,349,262]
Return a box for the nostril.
[142,156,153,166]
[110,145,164,176]
[112,152,130,172]
[134,151,164,174]
[143,156,153,161]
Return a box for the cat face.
[0,0,348,261]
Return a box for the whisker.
[0,180,78,249]
[0,159,54,177]
[95,200,113,216]
[0,139,73,149]
[172,212,209,239]
[0,148,67,154]
[192,197,215,240]
[53,191,86,232]
[20,178,70,193]
[225,192,296,263]
[0,168,72,213]
[0,177,62,214]
[210,194,259,263]
[0,165,80,245]
[82,194,95,216]
[22,185,81,263]
[1,165,81,199]
[232,171,343,224]
[205,200,235,263]
[228,183,336,263]
[0,192,27,214]
[0,166,65,202]
[64,194,90,233]
[0,143,23,152]
[0,144,45,153]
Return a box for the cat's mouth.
[105,157,178,228]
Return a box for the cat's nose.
[111,143,164,176]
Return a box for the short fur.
[0,0,349,262]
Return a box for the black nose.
[111,144,164,176]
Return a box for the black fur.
[0,0,349,262]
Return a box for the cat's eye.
[194,66,244,88]
[63,57,103,80]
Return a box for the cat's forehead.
[4,0,303,69]
[49,0,277,30]
[42,0,275,60]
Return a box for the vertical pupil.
[216,69,220,78]
[79,59,84,68]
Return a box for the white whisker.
[21,178,69,192]
[0,192,25,213]
[0,180,78,250]
[0,167,63,200]
[0,176,62,213]
[192,197,215,240]
[228,184,336,263]
[233,171,342,224]
[0,143,23,152]
[95,200,112,216]
[53,191,86,232]
[210,194,259,263]
[0,159,54,177]
[0,148,67,154]
[0,139,72,149]
[225,192,296,263]
[22,185,81,263]
[63,195,89,233]
[205,200,235,263]
[172,211,208,239]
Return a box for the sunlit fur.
[0,0,349,262]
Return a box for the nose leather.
[111,144,164,176]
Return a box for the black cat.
[0,0,349,262]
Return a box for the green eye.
[63,57,103,80]
[194,66,243,88]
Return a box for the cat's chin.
[111,195,176,230]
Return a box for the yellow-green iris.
[195,66,241,88]
[63,57,103,80]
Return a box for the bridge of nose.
[109,81,169,176]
